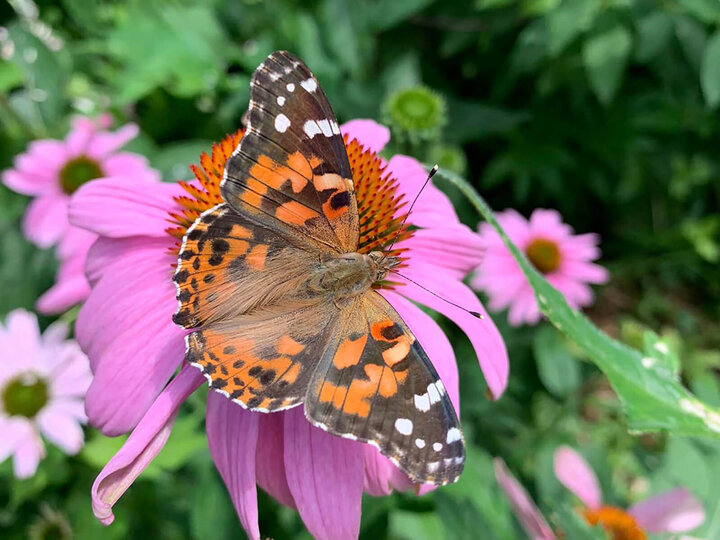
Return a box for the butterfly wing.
[304,292,465,485]
[221,50,358,254]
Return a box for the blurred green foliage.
[1,0,720,538]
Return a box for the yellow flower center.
[525,238,561,274]
[584,506,647,540]
[167,130,413,273]
[59,155,103,194]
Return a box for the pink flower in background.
[472,209,609,326]
[1,114,160,314]
[69,120,509,539]
[494,458,556,540]
[554,446,705,538]
[0,309,92,478]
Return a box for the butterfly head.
[368,250,400,282]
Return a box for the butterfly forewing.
[221,51,358,253]
[305,292,465,485]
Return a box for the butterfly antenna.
[382,164,438,258]
[390,270,484,319]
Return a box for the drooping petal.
[69,178,183,238]
[77,247,184,435]
[206,392,261,540]
[629,487,705,534]
[494,459,557,540]
[91,365,203,525]
[22,194,69,248]
[284,408,364,540]
[255,413,296,508]
[66,116,98,156]
[553,446,602,510]
[395,266,509,399]
[362,445,413,496]
[341,119,390,153]
[87,124,140,159]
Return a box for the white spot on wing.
[415,438,426,449]
[274,113,291,133]
[395,418,413,435]
[276,96,286,106]
[268,71,281,81]
[304,120,322,138]
[316,119,333,136]
[428,461,440,472]
[427,383,442,405]
[433,442,443,451]
[414,393,431,412]
[446,427,462,444]
[300,78,318,93]
[286,83,295,92]
[331,120,341,134]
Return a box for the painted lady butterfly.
[172,51,465,485]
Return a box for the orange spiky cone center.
[583,506,647,540]
[166,130,413,266]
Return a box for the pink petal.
[41,321,70,347]
[22,194,69,248]
[84,236,169,288]
[553,446,602,510]
[255,414,296,508]
[66,117,98,155]
[36,274,90,314]
[494,459,557,540]
[559,260,609,284]
[2,168,58,196]
[362,445,413,496]
[69,178,182,238]
[91,365,203,525]
[0,417,34,463]
[528,209,572,239]
[284,408,364,540]
[77,253,185,435]
[13,429,45,479]
[101,153,160,183]
[87,124,140,159]
[507,288,542,327]
[395,266,509,399]
[36,404,85,454]
[629,487,705,533]
[206,392,261,540]
[341,119,390,153]
[3,309,41,371]
[401,227,484,279]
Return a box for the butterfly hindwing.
[304,292,465,485]
[221,50,358,254]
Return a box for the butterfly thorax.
[308,251,399,301]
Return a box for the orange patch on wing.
[281,362,302,384]
[322,196,349,221]
[382,338,410,367]
[246,244,268,270]
[319,381,348,409]
[333,334,368,369]
[340,362,400,417]
[276,201,319,226]
[231,224,253,239]
[246,177,268,196]
[251,154,309,194]
[364,364,397,398]
[241,188,263,208]
[287,151,313,179]
[371,320,396,342]
[277,335,305,356]
[313,173,346,191]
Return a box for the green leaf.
[635,12,674,62]
[362,0,434,31]
[534,325,581,397]
[6,22,69,127]
[546,0,599,56]
[151,140,214,180]
[701,32,720,107]
[446,99,529,143]
[388,510,444,540]
[642,332,681,380]
[435,492,499,540]
[554,507,606,539]
[436,168,720,441]
[674,15,708,72]
[582,26,632,105]
[107,3,230,103]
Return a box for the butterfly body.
[173,51,465,485]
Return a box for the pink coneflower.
[472,209,609,326]
[69,119,509,539]
[554,445,705,539]
[2,114,159,314]
[0,309,92,478]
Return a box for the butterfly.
[172,51,464,485]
